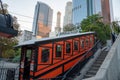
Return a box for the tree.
[0,37,18,58]
[63,24,76,32]
[0,3,8,14]
[12,48,21,62]
[0,3,20,59]
[13,16,20,31]
[112,21,120,34]
[80,14,111,44]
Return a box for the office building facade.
[72,0,102,25]
[63,1,72,26]
[101,0,111,23]
[56,11,61,28]
[93,0,102,15]
[32,2,53,38]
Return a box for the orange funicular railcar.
[17,32,95,80]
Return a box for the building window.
[81,40,84,48]
[74,41,78,50]
[66,42,71,54]
[41,48,50,63]
[56,45,62,57]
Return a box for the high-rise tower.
[72,0,102,25]
[63,1,72,26]
[101,0,111,23]
[56,11,61,27]
[32,1,53,38]
[72,0,112,25]
[55,11,61,33]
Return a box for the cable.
[8,11,60,29]
[17,20,57,31]
[9,11,33,19]
[17,19,57,27]
[9,11,57,24]
[17,20,33,23]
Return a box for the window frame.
[41,48,50,63]
[73,40,79,51]
[80,40,84,49]
[90,37,93,44]
[26,49,32,61]
[65,41,72,55]
[39,47,52,64]
[86,39,89,47]
[54,44,63,59]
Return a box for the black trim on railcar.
[32,52,87,79]
[35,33,94,45]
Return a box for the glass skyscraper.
[93,0,102,15]
[63,1,72,26]
[32,1,53,38]
[72,0,102,25]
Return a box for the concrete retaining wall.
[83,34,120,80]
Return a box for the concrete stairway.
[83,50,108,79]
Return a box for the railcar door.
[20,47,36,80]
[23,48,32,79]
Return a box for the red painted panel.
[64,56,82,72]
[40,43,52,47]
[38,47,52,65]
[40,67,63,79]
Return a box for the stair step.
[82,50,108,79]
[87,70,97,75]
[98,55,106,58]
[66,77,74,80]
[94,62,102,65]
[90,67,99,71]
[96,58,104,61]
[92,63,101,67]
[99,55,106,58]
[99,53,107,55]
[95,60,104,63]
[84,74,94,78]
[95,60,103,64]
[97,58,105,61]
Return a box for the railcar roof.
[15,32,94,47]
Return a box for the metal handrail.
[61,40,100,80]
[37,40,100,80]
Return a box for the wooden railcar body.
[17,32,95,80]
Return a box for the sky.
[111,0,120,21]
[2,0,120,31]
[2,0,72,31]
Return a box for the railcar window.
[21,48,25,61]
[81,40,84,48]
[32,50,36,61]
[86,39,89,46]
[66,42,71,53]
[56,45,62,57]
[90,38,93,43]
[41,48,50,63]
[26,49,32,61]
[74,41,78,50]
